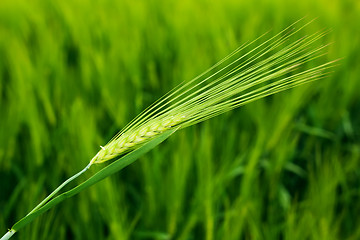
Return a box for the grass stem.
[26,162,92,216]
[0,229,16,240]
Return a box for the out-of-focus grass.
[0,0,359,239]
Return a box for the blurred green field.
[0,0,359,239]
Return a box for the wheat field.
[0,0,359,239]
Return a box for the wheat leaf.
[10,129,177,232]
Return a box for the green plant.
[0,19,336,240]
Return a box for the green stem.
[27,162,92,216]
[1,162,92,240]
[0,230,15,240]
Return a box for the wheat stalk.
[1,20,337,240]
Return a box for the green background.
[0,0,359,239]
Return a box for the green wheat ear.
[1,19,338,240]
[90,20,337,165]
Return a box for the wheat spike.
[91,114,185,164]
[90,20,337,165]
